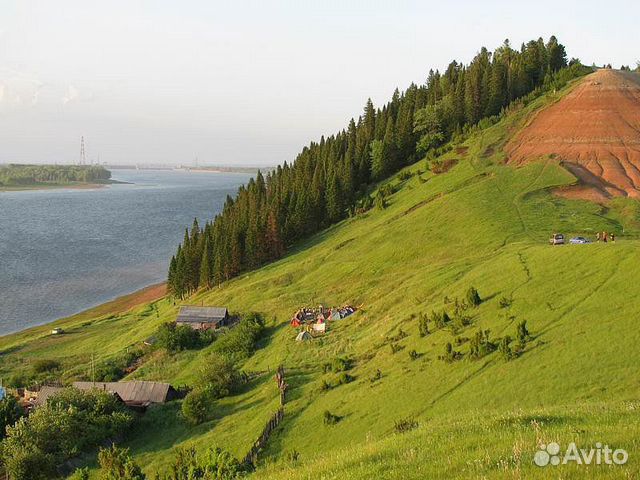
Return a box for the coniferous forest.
[167,36,589,298]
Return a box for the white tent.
[296,331,312,342]
[312,323,326,334]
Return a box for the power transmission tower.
[80,136,86,165]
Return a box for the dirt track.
[506,69,640,200]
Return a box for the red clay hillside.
[506,69,640,201]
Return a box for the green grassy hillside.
[2,75,639,478]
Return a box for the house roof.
[73,381,174,404]
[176,306,228,324]
[34,386,64,406]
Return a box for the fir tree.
[199,238,211,288]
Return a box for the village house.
[32,385,64,407]
[175,306,229,330]
[73,380,179,409]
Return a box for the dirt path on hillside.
[505,69,640,200]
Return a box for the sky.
[0,0,638,166]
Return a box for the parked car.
[549,233,565,245]
[569,236,590,244]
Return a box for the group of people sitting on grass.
[290,304,357,328]
[596,231,615,243]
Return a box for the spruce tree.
[199,238,211,288]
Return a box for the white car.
[549,233,565,245]
[569,236,590,244]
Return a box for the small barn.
[176,306,229,330]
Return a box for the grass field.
[2,75,640,479]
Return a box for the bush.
[369,369,382,383]
[454,336,469,346]
[408,349,419,361]
[32,359,60,374]
[466,286,482,307]
[319,380,332,392]
[69,468,90,480]
[398,170,414,181]
[468,330,496,360]
[441,342,462,363]
[337,373,354,385]
[394,417,419,434]
[0,389,134,480]
[354,195,373,215]
[499,336,515,361]
[158,446,241,480]
[389,343,403,354]
[330,357,352,372]
[432,310,451,329]
[181,388,215,425]
[451,309,472,332]
[0,395,25,440]
[418,313,429,336]
[517,320,531,348]
[156,322,204,353]
[97,445,146,480]
[210,313,264,362]
[499,296,512,309]
[388,328,408,342]
[323,410,341,425]
[198,353,244,399]
[1,446,54,480]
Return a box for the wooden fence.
[241,365,288,467]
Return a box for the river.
[0,169,252,335]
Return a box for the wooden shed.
[176,306,229,330]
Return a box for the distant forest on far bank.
[0,164,112,186]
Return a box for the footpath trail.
[506,69,640,200]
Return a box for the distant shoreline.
[108,165,273,174]
[181,167,268,174]
[0,179,129,192]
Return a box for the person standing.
[611,233,616,243]
[596,232,601,242]
[603,231,608,243]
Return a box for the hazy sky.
[1,0,638,166]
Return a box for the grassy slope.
[2,75,640,478]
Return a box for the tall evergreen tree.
[199,237,211,288]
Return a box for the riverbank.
[0,179,129,192]
[0,283,166,346]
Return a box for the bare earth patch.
[506,69,640,200]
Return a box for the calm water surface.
[0,169,251,335]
